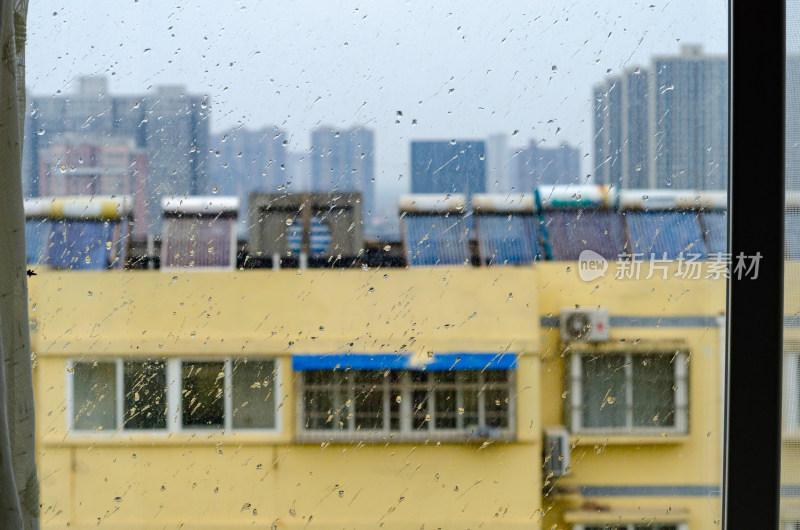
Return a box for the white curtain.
[0,0,39,528]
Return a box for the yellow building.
[28,261,726,529]
[782,262,800,528]
[30,268,541,529]
[537,262,725,530]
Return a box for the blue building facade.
[410,140,487,197]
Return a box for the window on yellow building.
[569,352,688,434]
[299,369,513,438]
[68,357,279,432]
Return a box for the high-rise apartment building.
[310,126,375,218]
[485,133,511,192]
[410,140,486,198]
[210,126,288,237]
[23,77,210,237]
[789,55,800,190]
[511,139,581,191]
[593,45,727,189]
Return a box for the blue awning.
[292,352,517,371]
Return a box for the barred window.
[299,369,514,439]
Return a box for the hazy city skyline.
[26,0,727,217]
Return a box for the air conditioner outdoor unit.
[544,425,571,478]
[560,307,610,342]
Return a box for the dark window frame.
[724,0,785,527]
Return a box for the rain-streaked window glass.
[26,1,729,528]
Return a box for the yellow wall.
[536,262,725,529]
[784,262,800,523]
[30,264,727,529]
[31,268,542,529]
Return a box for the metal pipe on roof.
[24,196,133,220]
[472,193,536,213]
[536,185,617,209]
[398,194,468,214]
[160,196,240,215]
[618,189,727,210]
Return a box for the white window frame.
[569,351,689,435]
[296,369,516,442]
[65,356,281,434]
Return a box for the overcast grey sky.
[26,0,727,209]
